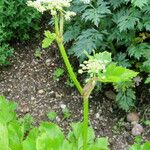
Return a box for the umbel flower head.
[78,51,112,78]
[27,0,76,20]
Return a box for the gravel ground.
[0,41,149,150]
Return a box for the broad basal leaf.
[23,128,39,150]
[0,123,10,150]
[36,122,65,150]
[0,96,17,124]
[8,121,24,150]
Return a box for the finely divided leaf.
[131,0,149,9]
[82,1,111,26]
[71,29,103,59]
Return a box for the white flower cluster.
[65,11,76,20]
[78,59,109,77]
[27,0,46,12]
[27,0,76,20]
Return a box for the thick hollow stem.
[54,14,83,94]
[83,98,89,150]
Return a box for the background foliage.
[64,0,150,80]
[63,0,150,111]
[0,0,41,65]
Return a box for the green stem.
[83,98,89,150]
[54,14,59,35]
[60,12,64,36]
[57,41,83,94]
[54,14,83,94]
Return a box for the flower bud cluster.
[78,58,109,77]
[27,0,76,20]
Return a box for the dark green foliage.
[64,0,150,111]
[113,53,131,68]
[66,0,150,72]
[0,44,13,65]
[114,82,136,111]
[0,0,41,65]
[70,28,103,59]
[116,88,136,112]
[0,0,41,42]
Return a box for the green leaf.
[64,25,81,43]
[68,122,95,149]
[131,0,149,9]
[23,128,39,150]
[144,120,150,126]
[82,1,111,27]
[19,114,33,133]
[128,43,150,60]
[110,0,130,9]
[62,108,71,119]
[143,142,150,150]
[88,51,112,63]
[116,88,135,111]
[0,96,17,123]
[94,137,109,150]
[113,52,131,68]
[42,31,56,48]
[53,68,64,80]
[130,144,141,150]
[117,9,139,32]
[36,122,65,150]
[145,76,150,83]
[8,121,24,150]
[0,123,10,150]
[47,111,57,121]
[71,28,103,59]
[100,63,138,83]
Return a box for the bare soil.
[0,40,149,150]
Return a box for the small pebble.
[45,59,51,66]
[31,96,35,100]
[38,89,44,94]
[56,116,61,122]
[131,123,144,136]
[60,104,66,109]
[95,113,100,119]
[127,112,139,123]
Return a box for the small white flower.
[78,69,83,74]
